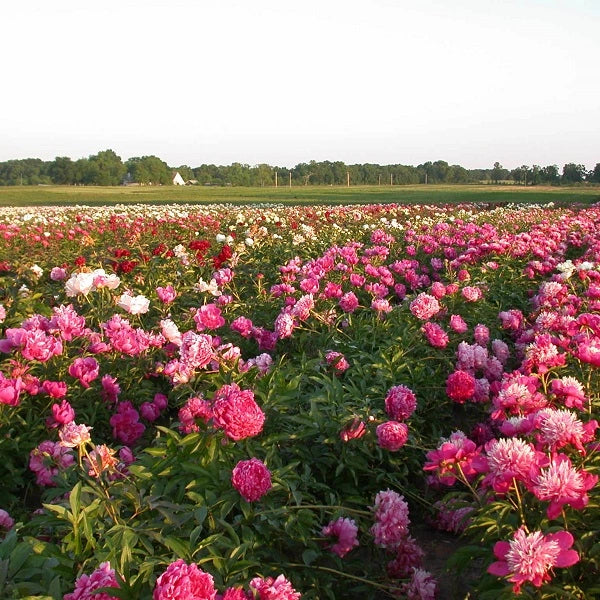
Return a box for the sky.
[1,0,599,170]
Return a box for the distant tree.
[588,163,600,183]
[529,164,541,186]
[561,163,586,184]
[126,156,170,185]
[176,165,195,182]
[88,149,126,185]
[49,157,76,184]
[491,162,504,184]
[510,167,524,185]
[540,164,560,185]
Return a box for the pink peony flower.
[409,293,441,320]
[29,440,75,486]
[230,316,254,338]
[0,373,22,406]
[0,509,14,530]
[339,418,367,442]
[64,562,120,600]
[153,559,216,600]
[421,321,449,348]
[376,421,409,452]
[194,304,226,331]
[445,370,476,403]
[339,291,359,313]
[109,402,145,446]
[274,311,296,339]
[384,385,417,421]
[50,400,75,426]
[370,489,410,550]
[401,568,437,600]
[249,575,301,600]
[156,285,177,304]
[180,331,215,370]
[461,286,483,302]
[488,528,579,594]
[386,536,424,578]
[325,351,349,374]
[449,314,468,333]
[232,458,272,502]
[59,422,92,448]
[321,517,359,558]
[68,357,99,388]
[212,383,265,441]
[532,453,598,519]
[42,380,68,399]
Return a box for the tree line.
[0,150,599,187]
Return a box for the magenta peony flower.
[64,561,120,600]
[322,517,359,558]
[338,291,359,313]
[325,351,349,374]
[194,303,226,331]
[421,321,449,348]
[0,509,14,531]
[339,418,367,442]
[153,559,216,600]
[68,357,99,388]
[50,399,75,426]
[109,401,145,446]
[29,440,75,486]
[488,528,579,594]
[156,285,177,304]
[449,314,468,333]
[231,458,272,502]
[445,370,476,403]
[212,383,265,441]
[0,373,22,406]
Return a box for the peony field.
[0,201,599,599]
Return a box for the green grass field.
[0,183,599,207]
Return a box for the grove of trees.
[0,151,599,187]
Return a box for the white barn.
[172,172,186,186]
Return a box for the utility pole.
[347,171,350,187]
[378,174,381,186]
[275,171,278,188]
[289,171,292,188]
[390,173,393,186]
[425,173,428,184]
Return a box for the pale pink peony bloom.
[532,453,598,519]
[482,437,546,493]
[231,458,272,502]
[117,292,150,315]
[491,339,510,365]
[533,408,597,454]
[274,311,296,339]
[401,568,437,600]
[385,385,417,421]
[291,294,314,321]
[160,318,182,346]
[410,293,441,320]
[376,421,409,451]
[64,561,120,600]
[212,383,265,441]
[370,489,410,550]
[371,298,393,314]
[50,266,67,281]
[461,286,483,302]
[249,575,301,600]
[180,331,214,370]
[488,528,579,594]
[65,272,95,297]
[153,559,216,600]
[498,309,524,331]
[59,422,92,448]
[321,517,359,558]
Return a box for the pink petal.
[488,560,510,576]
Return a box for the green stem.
[284,563,401,593]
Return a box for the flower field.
[0,201,599,599]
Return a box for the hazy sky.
[2,0,599,170]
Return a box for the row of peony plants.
[0,201,598,599]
